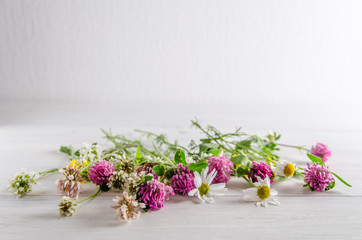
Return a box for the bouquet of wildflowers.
[9,120,351,222]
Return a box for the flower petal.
[265,175,270,188]
[204,195,214,204]
[188,188,198,197]
[194,172,201,188]
[270,189,278,196]
[268,198,280,206]
[201,167,208,182]
[210,183,225,190]
[198,193,205,203]
[206,169,217,185]
[243,187,257,196]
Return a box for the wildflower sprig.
[8,168,59,197]
[9,120,352,222]
[59,187,102,217]
[304,153,351,191]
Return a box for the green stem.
[39,168,59,175]
[136,129,192,154]
[76,187,102,204]
[294,171,305,178]
[192,121,233,152]
[277,143,309,152]
[152,141,175,166]
[242,176,256,188]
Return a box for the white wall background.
[1,0,362,107]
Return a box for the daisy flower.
[188,167,227,203]
[243,176,279,207]
[275,160,296,178]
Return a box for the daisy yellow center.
[198,183,210,196]
[283,163,295,177]
[257,185,270,200]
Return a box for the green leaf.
[165,168,176,180]
[188,162,208,174]
[328,180,336,190]
[236,166,249,178]
[174,149,187,166]
[230,152,249,167]
[135,146,142,165]
[138,175,154,186]
[235,140,252,149]
[152,165,166,177]
[332,172,352,187]
[199,143,219,154]
[60,146,73,156]
[211,149,220,156]
[144,175,153,182]
[307,153,325,166]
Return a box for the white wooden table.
[1,102,361,239]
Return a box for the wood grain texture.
[0,103,361,239]
[1,0,362,108]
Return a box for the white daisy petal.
[204,195,214,204]
[198,194,205,202]
[268,198,280,206]
[205,169,213,184]
[270,189,278,196]
[256,176,262,183]
[243,175,280,207]
[194,173,202,188]
[188,167,227,204]
[262,176,270,188]
[194,170,201,181]
[188,188,198,197]
[244,195,259,201]
[207,169,217,185]
[243,187,257,196]
[209,183,225,190]
[201,167,208,182]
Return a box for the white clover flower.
[109,169,129,192]
[243,175,279,207]
[79,142,103,163]
[111,191,146,222]
[188,167,226,203]
[8,169,39,197]
[58,196,77,217]
[56,168,85,199]
[275,160,296,178]
[185,156,195,164]
[110,153,135,174]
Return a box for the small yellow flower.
[68,160,89,169]
[68,160,79,168]
[82,160,89,168]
